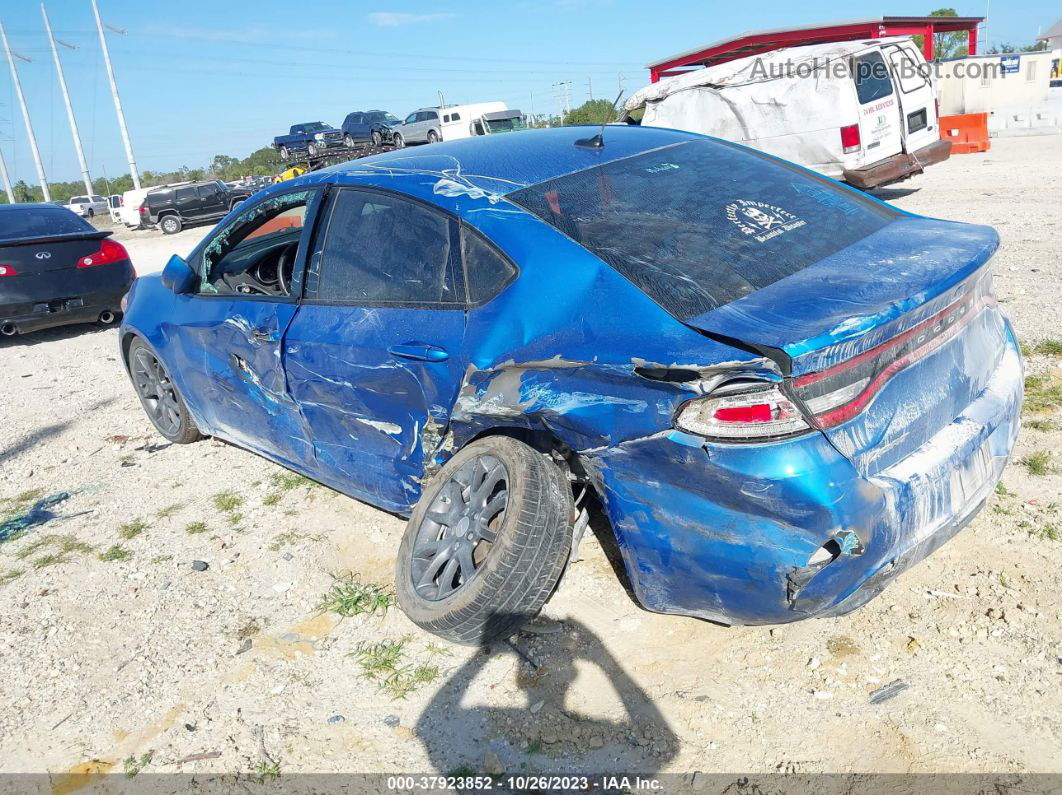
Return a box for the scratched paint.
[121,125,1024,626]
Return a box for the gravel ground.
[1,136,1060,783]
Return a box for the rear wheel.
[86,208,94,218]
[427,130,439,144]
[159,215,182,234]
[396,436,573,645]
[344,134,356,148]
[127,338,201,444]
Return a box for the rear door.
[346,113,369,142]
[284,187,467,511]
[882,41,938,153]
[853,49,903,163]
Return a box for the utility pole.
[529,90,536,126]
[91,0,140,189]
[42,4,93,199]
[586,76,593,101]
[438,89,445,109]
[0,146,13,203]
[1,23,50,202]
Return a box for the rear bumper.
[590,330,1023,626]
[0,262,133,335]
[843,140,952,190]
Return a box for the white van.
[623,38,950,189]
[108,194,123,224]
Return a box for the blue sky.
[0,0,1056,185]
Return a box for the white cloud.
[367,11,456,27]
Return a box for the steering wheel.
[276,242,297,296]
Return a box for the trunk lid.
[686,217,1005,475]
[0,231,110,275]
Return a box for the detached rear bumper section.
[843,139,952,190]
[591,335,1022,626]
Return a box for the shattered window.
[315,189,459,305]
[461,225,515,304]
[507,139,897,320]
[197,189,316,296]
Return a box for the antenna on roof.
[575,89,624,150]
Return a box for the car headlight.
[314,133,326,140]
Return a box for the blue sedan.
[120,126,1022,644]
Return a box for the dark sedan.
[0,204,134,336]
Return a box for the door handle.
[388,342,449,362]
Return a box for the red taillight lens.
[676,383,810,441]
[139,206,148,216]
[0,264,16,276]
[77,239,128,269]
[840,124,861,154]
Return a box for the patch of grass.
[252,760,281,783]
[212,491,242,513]
[999,572,1011,589]
[425,642,453,657]
[1019,340,1033,358]
[155,503,183,519]
[349,637,438,699]
[1026,418,1056,432]
[262,492,282,507]
[150,554,173,564]
[1,488,47,526]
[33,553,65,569]
[268,530,303,552]
[1021,450,1053,476]
[270,471,316,492]
[0,569,24,586]
[16,534,93,563]
[382,663,439,700]
[1024,373,1062,414]
[527,738,544,755]
[448,765,477,778]
[185,521,208,535]
[318,579,395,617]
[118,519,147,540]
[123,751,153,778]
[995,482,1010,497]
[991,503,1013,516]
[226,512,243,526]
[1033,339,1062,356]
[1031,524,1059,542]
[99,544,132,562]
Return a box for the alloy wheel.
[131,347,183,437]
[411,454,509,601]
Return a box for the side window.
[461,225,516,304]
[854,51,894,104]
[175,187,196,203]
[443,114,451,123]
[451,112,461,121]
[196,190,316,296]
[405,113,417,124]
[888,49,928,93]
[198,183,219,200]
[315,190,459,305]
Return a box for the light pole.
[0,22,50,202]
[42,3,93,199]
[91,0,140,190]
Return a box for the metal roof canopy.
[647,16,984,82]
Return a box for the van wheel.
[128,338,202,445]
[279,146,289,160]
[371,130,383,147]
[160,215,182,235]
[396,436,573,646]
[427,130,439,144]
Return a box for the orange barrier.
[939,113,990,154]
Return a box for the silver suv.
[393,108,441,146]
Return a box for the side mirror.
[161,254,197,295]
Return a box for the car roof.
[306,125,702,204]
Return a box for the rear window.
[507,139,897,320]
[0,207,93,239]
[854,51,895,104]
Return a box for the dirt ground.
[1,135,1060,784]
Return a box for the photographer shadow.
[414,614,678,778]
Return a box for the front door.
[853,49,903,163]
[169,187,323,468]
[284,187,467,512]
[882,41,938,154]
[195,182,227,219]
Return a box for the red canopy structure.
[647,16,984,82]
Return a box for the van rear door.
[882,41,938,153]
[853,49,903,162]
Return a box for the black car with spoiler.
[0,204,134,337]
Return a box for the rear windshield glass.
[507,139,897,319]
[0,207,93,239]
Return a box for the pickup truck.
[272,122,344,160]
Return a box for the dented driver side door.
[283,187,468,513]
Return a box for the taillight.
[0,264,16,276]
[77,239,128,269]
[840,124,861,154]
[675,382,810,441]
[139,206,148,216]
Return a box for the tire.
[371,130,382,147]
[127,337,202,445]
[307,142,318,157]
[86,209,94,218]
[159,215,182,235]
[392,133,404,149]
[279,146,290,160]
[396,436,573,645]
[344,134,355,148]
[427,130,439,144]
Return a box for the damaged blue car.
[120,126,1022,644]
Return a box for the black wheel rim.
[411,454,508,601]
[131,348,182,437]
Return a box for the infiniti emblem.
[35,251,51,259]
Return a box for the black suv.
[340,110,400,148]
[140,180,253,235]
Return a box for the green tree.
[14,180,33,203]
[914,9,969,60]
[562,99,619,126]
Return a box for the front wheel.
[159,215,182,234]
[279,146,290,160]
[344,134,356,148]
[392,133,404,149]
[396,436,573,645]
[307,142,318,157]
[371,130,382,147]
[127,338,202,445]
